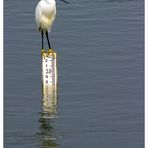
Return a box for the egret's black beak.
[60,0,70,4]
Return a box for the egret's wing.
[35,1,56,32]
[35,1,43,31]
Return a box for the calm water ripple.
[4,0,144,147]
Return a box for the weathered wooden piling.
[41,49,58,118]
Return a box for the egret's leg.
[42,31,44,50]
[46,31,51,49]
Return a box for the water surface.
[4,0,144,147]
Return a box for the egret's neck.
[44,0,55,4]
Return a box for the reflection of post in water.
[38,113,58,148]
[41,49,58,117]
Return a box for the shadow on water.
[36,78,58,148]
[37,113,58,148]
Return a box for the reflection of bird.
[35,0,69,50]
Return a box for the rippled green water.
[4,0,144,147]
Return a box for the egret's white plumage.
[35,0,69,49]
[35,0,56,33]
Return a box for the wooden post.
[41,49,58,118]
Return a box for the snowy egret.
[35,0,69,50]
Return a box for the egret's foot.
[48,48,55,54]
[41,48,45,54]
[41,49,46,59]
[48,49,56,59]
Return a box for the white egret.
[35,0,69,50]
